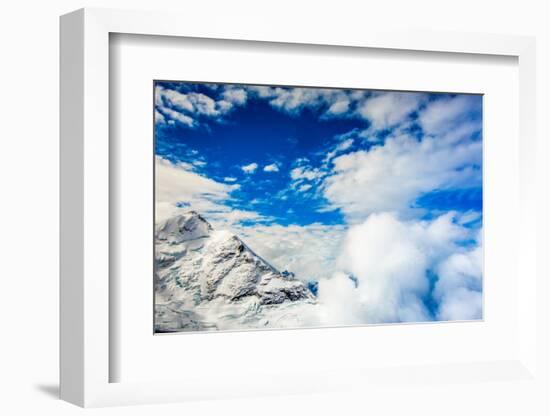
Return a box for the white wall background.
[0,0,548,414]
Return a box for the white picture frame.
[60,7,537,408]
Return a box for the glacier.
[155,211,318,332]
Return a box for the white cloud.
[154,86,484,328]
[246,86,355,118]
[316,212,482,324]
[325,138,354,162]
[222,87,248,105]
[436,287,482,322]
[155,85,248,128]
[267,87,325,113]
[156,156,483,326]
[322,130,482,221]
[356,91,426,130]
[158,87,194,112]
[161,88,218,116]
[241,162,258,174]
[155,109,166,125]
[208,209,268,227]
[155,157,262,228]
[158,107,195,128]
[236,223,346,282]
[434,238,483,321]
[244,88,478,136]
[419,95,481,136]
[155,156,232,221]
[456,210,482,226]
[326,99,350,115]
[263,163,280,172]
[316,272,362,325]
[247,85,274,98]
[290,166,323,181]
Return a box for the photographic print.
[154,81,483,333]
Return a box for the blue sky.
[154,81,484,323]
[154,81,482,229]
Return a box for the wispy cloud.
[156,156,267,227]
[263,163,280,172]
[324,138,354,162]
[290,165,324,182]
[419,95,481,136]
[241,162,258,174]
[157,106,195,127]
[236,222,347,282]
[155,156,234,221]
[297,184,312,193]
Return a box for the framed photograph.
[153,80,483,334]
[60,8,538,407]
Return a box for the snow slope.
[155,211,317,332]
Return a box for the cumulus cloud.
[434,237,482,321]
[160,88,218,115]
[317,94,482,222]
[221,87,248,105]
[356,91,426,130]
[157,84,478,136]
[263,163,280,172]
[326,98,350,115]
[316,272,361,325]
[258,87,328,114]
[241,88,473,149]
[322,129,482,221]
[223,176,237,182]
[155,85,248,127]
[419,94,482,136]
[245,85,362,119]
[316,212,482,324]
[246,87,427,126]
[241,162,258,174]
[158,107,195,127]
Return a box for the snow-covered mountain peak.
[155,211,317,332]
[156,210,213,244]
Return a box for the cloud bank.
[155,156,268,228]
[317,212,482,325]
[321,94,482,222]
[155,84,248,127]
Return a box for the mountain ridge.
[154,211,317,332]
